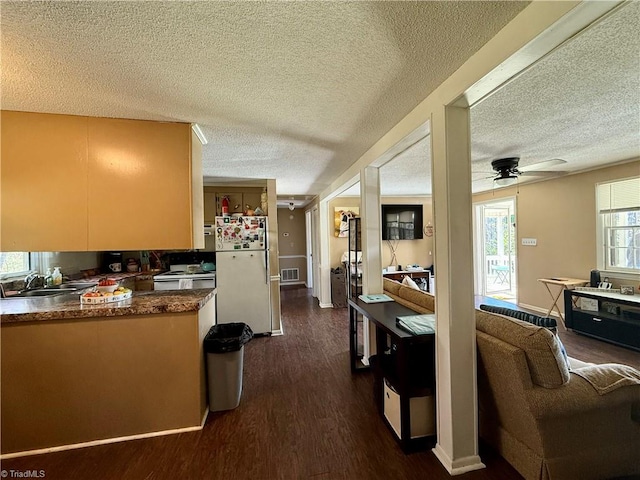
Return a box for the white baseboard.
[518,302,556,317]
[1,409,209,460]
[319,302,333,308]
[280,281,305,286]
[432,444,486,475]
[271,327,284,336]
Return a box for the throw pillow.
[402,276,420,290]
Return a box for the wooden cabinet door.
[87,118,192,250]
[1,111,89,251]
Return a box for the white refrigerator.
[215,216,272,335]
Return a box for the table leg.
[542,283,567,330]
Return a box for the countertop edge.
[1,289,216,325]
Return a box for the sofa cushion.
[476,311,570,388]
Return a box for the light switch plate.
[521,238,537,246]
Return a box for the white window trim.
[596,176,640,279]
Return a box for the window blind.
[597,177,640,213]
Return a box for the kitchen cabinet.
[87,117,197,250]
[1,111,203,251]
[0,111,89,251]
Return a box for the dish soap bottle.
[52,267,62,286]
[44,268,53,287]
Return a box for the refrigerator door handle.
[265,248,269,285]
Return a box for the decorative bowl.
[96,285,118,294]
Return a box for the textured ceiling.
[368,0,640,197]
[0,0,529,202]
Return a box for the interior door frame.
[311,206,320,298]
[473,196,518,298]
[305,209,313,289]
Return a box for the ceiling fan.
[483,157,568,186]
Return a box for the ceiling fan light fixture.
[495,175,518,187]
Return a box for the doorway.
[474,198,517,302]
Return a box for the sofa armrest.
[526,372,640,420]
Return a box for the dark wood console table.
[348,298,436,452]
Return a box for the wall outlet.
[521,238,537,246]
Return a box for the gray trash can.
[204,323,253,412]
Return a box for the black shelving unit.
[346,217,366,371]
[564,289,640,351]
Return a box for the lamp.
[288,202,295,211]
[494,173,518,187]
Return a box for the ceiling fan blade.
[519,170,569,177]
[519,158,567,172]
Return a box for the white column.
[360,166,383,295]
[360,166,383,361]
[431,105,484,474]
[318,198,333,308]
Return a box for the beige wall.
[328,196,434,270]
[474,160,640,313]
[277,207,307,284]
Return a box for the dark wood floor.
[3,286,523,480]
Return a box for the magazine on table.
[358,294,394,303]
[396,314,436,335]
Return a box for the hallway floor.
[2,286,522,480]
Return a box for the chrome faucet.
[24,273,45,290]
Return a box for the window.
[596,177,640,274]
[0,252,31,278]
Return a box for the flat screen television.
[381,204,423,240]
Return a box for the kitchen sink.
[4,288,80,298]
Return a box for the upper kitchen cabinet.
[1,111,203,252]
[87,117,203,250]
[1,111,89,251]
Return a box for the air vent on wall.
[281,268,300,282]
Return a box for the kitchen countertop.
[0,288,216,324]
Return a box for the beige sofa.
[382,277,640,480]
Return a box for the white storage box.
[383,378,435,439]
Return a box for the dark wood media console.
[564,289,640,351]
